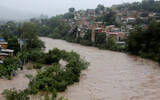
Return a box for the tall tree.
[69,8,75,13]
[22,22,44,49]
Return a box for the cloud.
[0,0,142,19]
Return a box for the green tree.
[0,21,19,40]
[103,11,117,25]
[95,4,105,14]
[106,36,116,49]
[127,21,160,62]
[95,32,106,44]
[69,8,75,13]
[7,36,20,54]
[22,22,44,49]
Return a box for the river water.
[41,37,160,100]
[0,37,160,100]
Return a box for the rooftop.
[1,49,14,53]
[0,42,7,44]
[0,53,9,56]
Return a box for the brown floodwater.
[0,37,160,100]
[41,37,160,100]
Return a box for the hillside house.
[127,17,136,23]
[0,38,14,61]
[87,9,96,17]
[106,32,127,42]
[0,42,7,49]
[105,25,127,42]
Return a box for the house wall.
[0,55,5,60]
[0,44,7,49]
[117,32,127,41]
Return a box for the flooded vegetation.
[0,37,160,100]
[41,37,160,100]
[0,0,160,99]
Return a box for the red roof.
[98,30,103,33]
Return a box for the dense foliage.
[2,48,89,100]
[22,22,45,49]
[0,21,45,79]
[0,57,19,79]
[30,17,71,38]
[29,48,89,93]
[95,32,107,48]
[127,21,160,62]
[2,88,68,100]
[116,0,160,13]
[0,21,19,39]
[2,89,29,100]
[7,36,20,54]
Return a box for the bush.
[2,89,29,100]
[29,49,89,93]
[28,50,45,63]
[7,36,20,54]
[127,22,160,62]
[42,48,62,64]
[27,66,32,70]
[16,48,45,64]
[43,54,60,64]
[0,57,19,78]
[80,40,93,46]
[1,48,88,99]
[33,63,43,69]
[106,37,116,49]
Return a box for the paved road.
[41,37,160,100]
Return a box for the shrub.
[80,40,93,46]
[28,50,45,63]
[0,57,19,78]
[2,89,29,100]
[7,36,20,54]
[106,37,116,49]
[127,22,160,62]
[42,48,62,64]
[33,63,43,69]
[27,66,33,70]
[29,49,89,93]
[1,48,88,99]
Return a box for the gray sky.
[0,0,142,16]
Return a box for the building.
[0,38,14,62]
[106,32,127,42]
[0,53,8,60]
[1,49,14,56]
[127,17,136,23]
[0,42,7,49]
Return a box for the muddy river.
[0,37,160,100]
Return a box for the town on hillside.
[61,0,160,44]
[0,0,160,100]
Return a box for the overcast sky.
[0,0,142,16]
